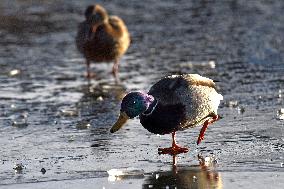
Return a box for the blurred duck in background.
[76,4,130,82]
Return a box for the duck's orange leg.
[158,132,189,155]
[86,59,91,78]
[197,115,220,145]
[112,59,120,83]
[85,59,96,79]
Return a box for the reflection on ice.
[58,108,78,117]
[107,168,144,182]
[198,154,218,167]
[107,155,222,189]
[142,154,222,189]
[179,60,216,69]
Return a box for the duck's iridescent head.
[110,92,154,133]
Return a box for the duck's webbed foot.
[85,72,97,79]
[84,59,97,79]
[158,131,189,155]
[158,144,189,155]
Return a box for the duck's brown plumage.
[140,74,223,134]
[76,4,130,80]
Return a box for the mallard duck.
[110,74,223,155]
[76,4,130,81]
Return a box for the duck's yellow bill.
[110,112,129,133]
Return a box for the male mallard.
[76,4,130,81]
[110,74,223,155]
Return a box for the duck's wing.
[148,74,223,129]
[107,16,130,43]
[108,16,129,35]
[148,75,187,105]
[148,74,217,104]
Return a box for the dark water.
[0,0,284,188]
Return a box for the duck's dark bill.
[92,25,98,33]
[110,112,129,133]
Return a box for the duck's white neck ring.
[142,99,158,116]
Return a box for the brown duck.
[76,4,130,81]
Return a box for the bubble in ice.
[155,173,159,179]
[13,163,24,173]
[225,100,238,108]
[96,96,104,101]
[278,89,283,98]
[9,69,21,76]
[58,109,78,117]
[237,106,245,114]
[276,108,284,120]
[41,168,47,174]
[10,104,16,109]
[76,121,91,130]
[12,116,28,128]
